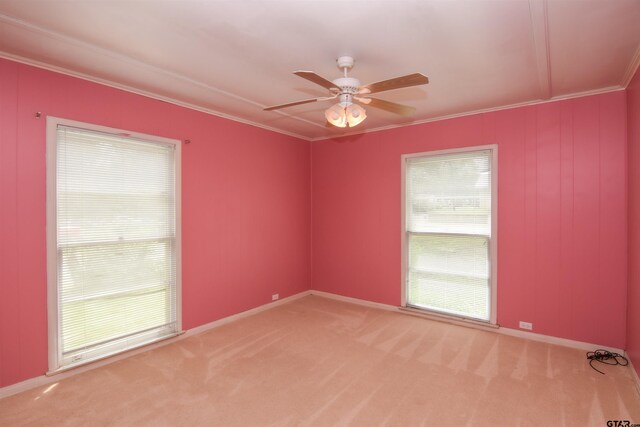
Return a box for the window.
[402,146,496,322]
[46,118,181,371]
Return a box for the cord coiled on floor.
[586,349,628,375]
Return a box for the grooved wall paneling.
[312,91,627,349]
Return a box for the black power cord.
[586,349,629,375]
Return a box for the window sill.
[399,306,498,330]
[46,330,184,376]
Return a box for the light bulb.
[346,103,367,127]
[325,104,347,127]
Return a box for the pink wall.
[312,92,628,349]
[0,58,311,387]
[0,55,633,388]
[628,66,640,376]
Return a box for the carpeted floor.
[1,295,639,426]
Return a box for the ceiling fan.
[264,56,429,128]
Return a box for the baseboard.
[0,289,628,399]
[185,290,311,336]
[496,327,624,354]
[627,354,640,398]
[0,290,311,400]
[310,290,625,354]
[309,290,398,312]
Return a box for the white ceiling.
[0,0,639,141]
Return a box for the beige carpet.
[1,295,639,426]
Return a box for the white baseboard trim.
[496,327,624,354]
[185,290,311,337]
[0,290,311,400]
[310,290,625,354]
[309,290,398,312]
[626,354,640,398]
[1,289,628,399]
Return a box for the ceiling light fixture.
[264,56,428,129]
[324,93,367,128]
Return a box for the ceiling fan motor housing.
[332,77,361,95]
[333,56,360,97]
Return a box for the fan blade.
[353,96,372,105]
[264,98,320,111]
[360,73,429,95]
[366,97,416,116]
[264,94,337,111]
[294,71,340,91]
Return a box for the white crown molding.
[0,13,321,139]
[0,51,314,142]
[0,14,255,108]
[311,86,625,142]
[5,45,624,144]
[0,12,634,143]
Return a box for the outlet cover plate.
[519,321,533,330]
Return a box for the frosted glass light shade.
[325,104,347,127]
[346,103,367,127]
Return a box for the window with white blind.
[46,118,181,371]
[402,146,496,322]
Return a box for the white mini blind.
[55,125,179,367]
[405,149,493,321]
[406,150,492,236]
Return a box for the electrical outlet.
[272,293,279,301]
[519,321,533,330]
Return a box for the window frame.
[46,116,182,373]
[400,144,498,324]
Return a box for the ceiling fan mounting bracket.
[336,56,354,71]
